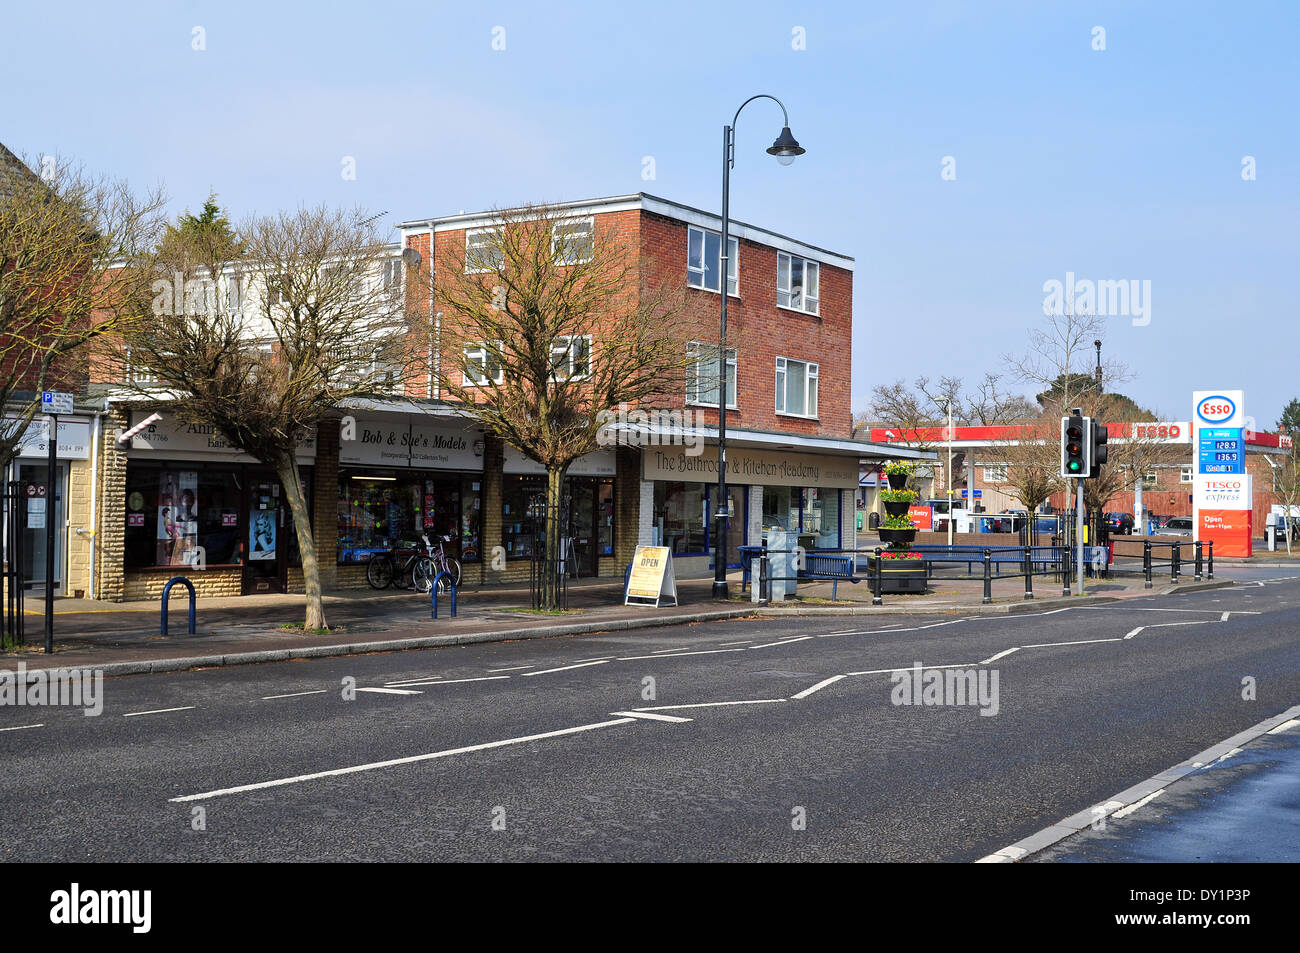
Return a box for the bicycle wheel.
[436,557,462,592]
[366,554,395,590]
[411,557,435,593]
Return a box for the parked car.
[1160,517,1194,537]
[1104,512,1135,535]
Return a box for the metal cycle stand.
[161,576,196,636]
[430,572,458,619]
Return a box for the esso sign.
[1196,396,1237,424]
[1135,423,1182,439]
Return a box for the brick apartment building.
[39,192,928,601]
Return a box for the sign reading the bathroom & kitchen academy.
[338,416,484,471]
[642,446,858,489]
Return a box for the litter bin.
[868,511,880,530]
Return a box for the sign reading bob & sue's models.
[338,416,484,471]
[642,446,858,489]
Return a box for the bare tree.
[1268,425,1299,554]
[432,205,688,609]
[990,416,1064,513]
[111,203,412,630]
[0,149,165,471]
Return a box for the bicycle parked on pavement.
[365,534,461,593]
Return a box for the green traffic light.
[1068,461,1081,472]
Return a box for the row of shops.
[4,400,918,601]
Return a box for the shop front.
[122,413,317,597]
[336,414,485,586]
[501,446,616,578]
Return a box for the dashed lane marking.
[356,687,422,696]
[749,636,814,649]
[616,649,746,661]
[610,710,693,723]
[124,706,196,717]
[262,690,328,700]
[386,676,509,688]
[522,660,610,676]
[981,648,1020,664]
[0,723,43,732]
[790,675,845,700]
[634,699,786,712]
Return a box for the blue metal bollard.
[161,576,196,636]
[430,572,457,619]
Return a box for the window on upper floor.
[1180,466,1194,484]
[775,356,818,418]
[687,226,738,296]
[382,258,403,289]
[466,228,504,274]
[551,218,594,265]
[550,335,592,381]
[777,252,819,314]
[984,465,1008,483]
[685,341,737,409]
[464,341,504,386]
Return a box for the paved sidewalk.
[0,566,1229,676]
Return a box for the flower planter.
[883,500,911,518]
[867,555,929,594]
[876,526,917,545]
[886,473,909,490]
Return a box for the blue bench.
[798,553,859,600]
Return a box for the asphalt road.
[2,566,1298,862]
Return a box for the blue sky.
[3,1,1296,427]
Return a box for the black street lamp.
[713,95,805,601]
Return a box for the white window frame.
[777,251,820,315]
[465,228,504,274]
[984,464,1008,483]
[549,334,592,382]
[267,274,290,306]
[685,341,738,410]
[551,218,594,266]
[686,225,738,296]
[1180,465,1194,484]
[775,356,819,418]
[382,258,403,289]
[463,341,504,386]
[1143,469,1159,488]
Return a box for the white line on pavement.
[652,646,694,653]
[1267,719,1300,734]
[384,676,441,686]
[791,675,846,700]
[981,648,1020,664]
[124,706,196,717]
[572,657,617,663]
[262,690,328,700]
[0,723,43,732]
[846,663,978,676]
[616,648,746,661]
[718,640,753,646]
[168,718,639,803]
[487,665,535,672]
[1022,638,1124,648]
[356,687,422,696]
[634,699,786,711]
[522,660,610,676]
[388,676,509,687]
[1123,627,1144,640]
[610,710,694,723]
[749,636,813,649]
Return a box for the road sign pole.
[45,413,56,653]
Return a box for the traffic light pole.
[1075,480,1085,596]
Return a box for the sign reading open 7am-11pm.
[1192,390,1251,557]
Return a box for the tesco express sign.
[1196,395,1237,424]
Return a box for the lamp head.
[767,126,805,166]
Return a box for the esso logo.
[1135,423,1181,439]
[1197,396,1236,423]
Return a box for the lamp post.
[713,95,805,601]
[940,398,954,546]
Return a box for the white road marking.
[791,675,845,700]
[1123,627,1144,640]
[572,657,616,663]
[0,723,43,732]
[652,646,694,653]
[387,675,508,687]
[1267,719,1300,734]
[1022,637,1124,648]
[617,648,746,661]
[384,677,440,686]
[522,660,609,676]
[262,690,328,700]
[718,640,753,646]
[634,699,786,711]
[1112,789,1164,819]
[749,636,813,649]
[487,665,535,672]
[980,647,1020,664]
[124,706,196,717]
[356,687,422,696]
[610,710,693,723]
[169,718,638,803]
[847,662,978,676]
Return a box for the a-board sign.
[625,546,679,607]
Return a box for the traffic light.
[1089,423,1109,478]
[1060,414,1090,478]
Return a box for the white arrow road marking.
[791,675,845,700]
[262,690,328,700]
[981,648,1020,664]
[124,706,196,717]
[522,660,609,676]
[634,699,786,711]
[388,676,510,687]
[169,718,638,803]
[356,687,422,696]
[610,710,693,723]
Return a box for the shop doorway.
[16,462,65,596]
[708,484,745,569]
[243,478,284,594]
